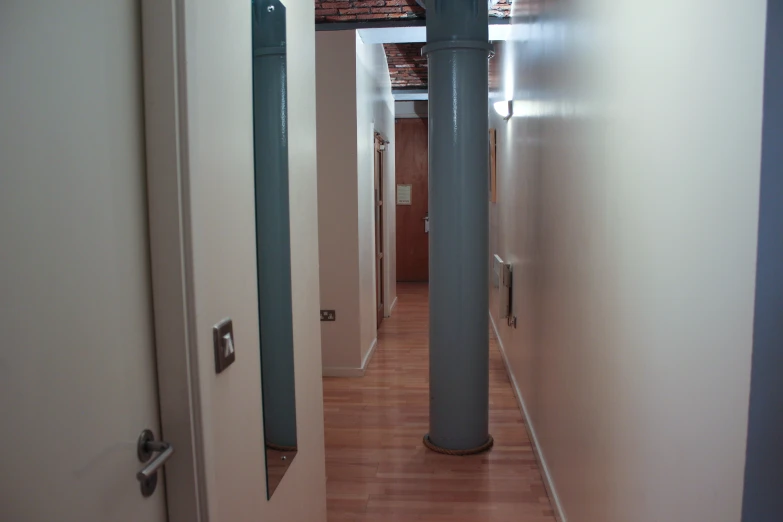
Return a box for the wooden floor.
[323,283,556,522]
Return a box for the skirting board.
[322,338,378,378]
[321,366,364,377]
[489,313,567,522]
[387,296,398,316]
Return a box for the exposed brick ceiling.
[489,0,513,18]
[384,43,427,89]
[315,1,512,24]
[316,1,424,23]
[384,37,505,92]
[315,1,514,91]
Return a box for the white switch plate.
[213,318,235,374]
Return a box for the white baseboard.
[361,337,378,371]
[387,296,398,316]
[322,366,364,377]
[489,313,567,522]
[322,338,379,378]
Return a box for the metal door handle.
[136,429,174,497]
[137,441,174,481]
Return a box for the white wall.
[394,100,428,119]
[356,33,397,360]
[316,30,363,369]
[490,1,768,522]
[184,0,327,520]
[316,30,396,374]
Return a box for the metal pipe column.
[252,0,297,450]
[423,0,493,452]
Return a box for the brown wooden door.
[395,118,429,282]
[374,134,384,327]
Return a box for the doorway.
[375,132,386,327]
[395,117,429,282]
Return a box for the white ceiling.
[393,91,428,101]
[358,24,513,45]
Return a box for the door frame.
[141,1,207,520]
[374,132,386,327]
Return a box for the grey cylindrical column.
[424,0,492,452]
[252,0,297,449]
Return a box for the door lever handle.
[136,429,174,497]
[137,442,174,481]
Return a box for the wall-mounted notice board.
[397,184,412,205]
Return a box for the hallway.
[323,284,556,521]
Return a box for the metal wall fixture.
[493,255,516,327]
[502,262,516,328]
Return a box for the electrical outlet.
[320,310,336,321]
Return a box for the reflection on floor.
[323,283,556,522]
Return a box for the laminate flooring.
[323,283,557,522]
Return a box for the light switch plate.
[213,318,235,374]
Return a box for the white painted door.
[0,1,168,521]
